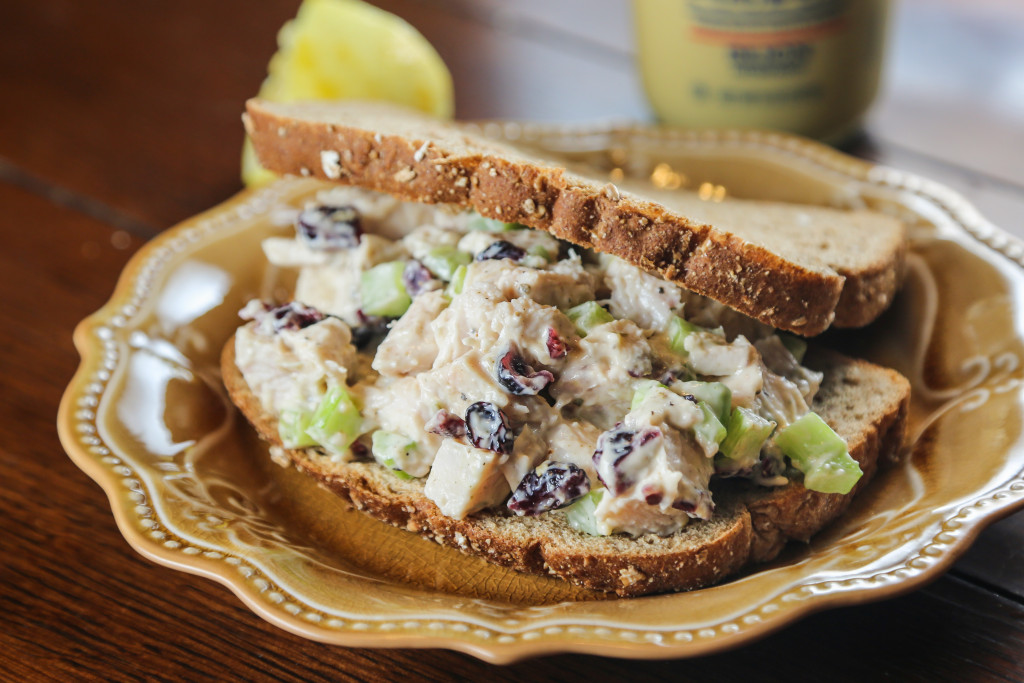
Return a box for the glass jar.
[633,0,889,142]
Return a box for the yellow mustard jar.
[633,0,889,142]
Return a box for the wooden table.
[4,0,1024,679]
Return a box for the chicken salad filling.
[234,187,862,537]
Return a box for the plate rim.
[57,124,1024,664]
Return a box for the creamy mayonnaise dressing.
[235,187,821,537]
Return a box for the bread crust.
[222,339,909,596]
[244,100,904,336]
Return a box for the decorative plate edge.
[57,126,1024,663]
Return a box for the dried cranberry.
[465,402,514,454]
[638,429,660,446]
[243,301,325,333]
[496,349,554,395]
[296,204,361,250]
[642,486,664,506]
[349,441,369,459]
[475,240,525,262]
[425,409,467,439]
[402,259,441,297]
[545,328,567,359]
[507,462,590,516]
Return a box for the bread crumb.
[619,566,646,587]
[277,126,287,138]
[374,132,383,144]
[454,176,468,188]
[602,183,621,201]
[413,140,431,162]
[268,446,291,468]
[522,198,536,214]
[320,150,342,179]
[299,167,311,177]
[394,167,417,183]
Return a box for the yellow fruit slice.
[242,0,454,187]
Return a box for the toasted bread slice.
[244,99,905,335]
[222,339,909,596]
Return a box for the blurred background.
[2,0,1022,233]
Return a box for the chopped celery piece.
[445,263,468,297]
[371,430,416,480]
[528,245,552,261]
[719,407,776,468]
[676,381,732,424]
[779,333,808,363]
[422,246,471,281]
[566,301,614,336]
[360,261,411,317]
[775,412,862,494]
[693,401,727,455]
[631,379,666,409]
[564,489,605,536]
[467,213,525,232]
[667,315,702,355]
[278,409,317,449]
[305,385,361,455]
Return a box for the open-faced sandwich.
[222,100,911,597]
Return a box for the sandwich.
[222,99,911,596]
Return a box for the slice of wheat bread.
[244,98,906,336]
[222,339,909,596]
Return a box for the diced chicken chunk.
[401,225,465,260]
[360,376,442,463]
[235,317,356,415]
[461,259,597,310]
[373,290,449,376]
[270,234,405,325]
[592,386,714,535]
[603,257,682,332]
[552,319,654,429]
[755,336,822,403]
[500,425,548,489]
[417,349,512,416]
[424,440,511,518]
[685,331,763,407]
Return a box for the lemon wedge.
[243,0,454,187]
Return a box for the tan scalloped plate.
[59,123,1024,663]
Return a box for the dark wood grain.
[0,0,300,231]
[3,0,1024,678]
